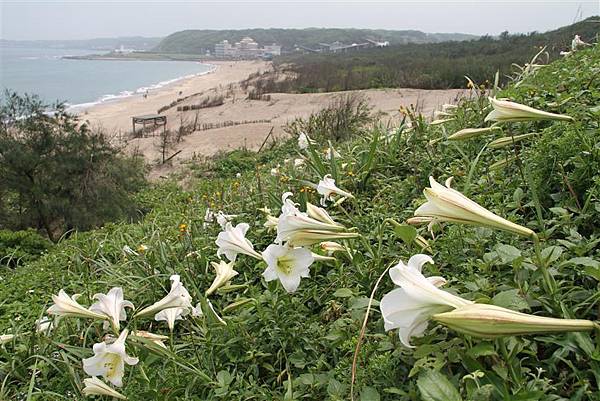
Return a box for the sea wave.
[66,63,217,112]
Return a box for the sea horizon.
[0,46,214,111]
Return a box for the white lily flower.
[276,193,357,246]
[82,377,127,400]
[203,208,214,228]
[89,287,134,332]
[414,176,535,238]
[485,97,573,123]
[0,334,15,344]
[571,34,589,51]
[191,302,204,317]
[82,329,139,387]
[380,254,472,347]
[47,290,107,321]
[135,275,193,317]
[236,172,242,178]
[207,299,227,325]
[155,307,186,331]
[270,167,280,176]
[206,260,238,295]
[294,158,305,168]
[316,175,354,205]
[215,222,263,262]
[263,215,279,232]
[262,244,314,293]
[298,132,312,150]
[130,331,168,348]
[35,317,54,335]
[216,211,236,229]
[324,147,341,160]
[122,245,138,256]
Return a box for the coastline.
[78,59,462,181]
[67,63,217,112]
[62,51,208,62]
[78,60,272,134]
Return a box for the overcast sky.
[1,1,598,40]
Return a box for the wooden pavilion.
[131,114,167,137]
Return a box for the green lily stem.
[531,233,558,298]
[497,337,520,389]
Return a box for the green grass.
[1,45,600,400]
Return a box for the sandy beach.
[78,60,271,135]
[78,60,464,179]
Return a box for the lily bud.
[306,202,337,224]
[414,176,534,238]
[82,377,127,400]
[485,97,573,123]
[0,334,15,344]
[433,304,598,338]
[488,132,540,149]
[448,126,502,141]
[490,156,518,171]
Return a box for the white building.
[214,37,281,59]
[263,44,281,56]
[214,40,233,57]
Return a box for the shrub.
[285,92,372,142]
[0,91,147,241]
[0,229,51,268]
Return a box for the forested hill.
[153,28,477,54]
[263,17,600,91]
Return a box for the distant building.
[114,44,134,54]
[214,40,233,57]
[214,37,281,59]
[263,44,281,56]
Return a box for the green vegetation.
[0,229,51,268]
[1,43,600,401]
[263,18,599,91]
[153,28,477,54]
[0,92,146,242]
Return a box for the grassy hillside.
[153,28,477,54]
[1,43,600,400]
[263,17,599,91]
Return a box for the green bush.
[0,229,51,268]
[285,92,372,142]
[0,91,147,241]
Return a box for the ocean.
[0,46,213,109]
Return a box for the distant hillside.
[251,17,599,92]
[153,28,477,54]
[0,36,162,51]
